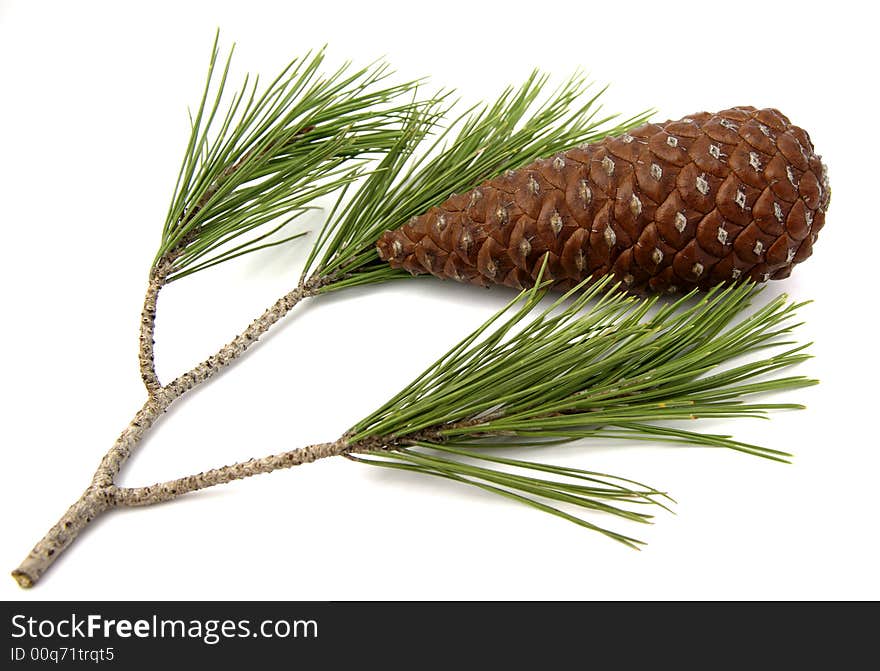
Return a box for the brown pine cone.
[376,107,829,294]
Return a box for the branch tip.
[11,570,33,589]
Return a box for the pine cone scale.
[377,107,829,294]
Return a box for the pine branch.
[16,36,786,587]
[24,272,815,575]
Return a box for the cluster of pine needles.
[348,275,814,546]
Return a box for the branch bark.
[139,138,275,396]
[138,261,173,396]
[114,437,353,506]
[12,276,326,588]
[11,487,117,588]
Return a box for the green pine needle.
[303,71,653,289]
[346,269,816,546]
[156,32,430,280]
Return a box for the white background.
[1,0,877,600]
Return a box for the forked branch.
[12,277,324,587]
[12,35,814,589]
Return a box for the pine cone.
[376,107,829,294]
